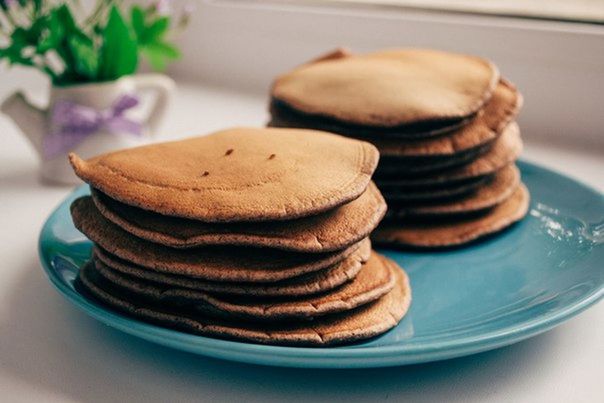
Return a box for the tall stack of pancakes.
[269,48,530,248]
[68,127,411,346]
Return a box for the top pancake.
[69,127,379,222]
[271,48,499,128]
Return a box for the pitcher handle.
[129,74,175,136]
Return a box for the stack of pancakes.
[68,127,412,346]
[269,48,530,248]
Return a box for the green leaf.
[143,49,166,71]
[146,17,170,41]
[3,44,35,67]
[49,4,80,78]
[93,23,103,36]
[55,4,77,33]
[3,22,48,68]
[10,28,29,47]
[131,5,146,41]
[152,41,180,59]
[33,0,42,15]
[5,16,49,58]
[99,5,138,80]
[0,46,13,63]
[26,18,47,43]
[37,12,64,53]
[68,36,98,80]
[142,41,180,71]
[131,7,170,46]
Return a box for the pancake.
[375,174,487,192]
[376,143,490,175]
[90,182,386,252]
[91,251,394,321]
[373,184,530,248]
[76,256,412,346]
[269,98,473,139]
[375,122,522,184]
[70,196,370,283]
[387,165,521,216]
[92,240,371,297]
[379,175,489,202]
[271,48,499,129]
[69,127,379,222]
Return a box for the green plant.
[0,0,192,85]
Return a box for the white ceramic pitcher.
[1,74,175,184]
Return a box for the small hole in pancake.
[225,149,234,156]
[268,154,276,160]
[201,171,209,177]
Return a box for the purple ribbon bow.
[43,94,143,159]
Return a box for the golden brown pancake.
[90,182,386,252]
[92,241,371,298]
[378,175,488,202]
[70,196,370,283]
[375,122,522,183]
[271,48,499,128]
[69,127,379,222]
[373,184,530,248]
[76,256,412,346]
[372,80,522,158]
[91,251,395,321]
[387,165,521,216]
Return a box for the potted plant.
[0,0,192,184]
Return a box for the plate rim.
[38,160,604,368]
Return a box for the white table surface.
[0,74,602,403]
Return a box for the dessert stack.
[269,48,529,248]
[69,127,411,346]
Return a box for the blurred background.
[315,0,604,23]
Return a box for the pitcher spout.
[1,91,46,156]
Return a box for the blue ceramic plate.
[39,161,603,368]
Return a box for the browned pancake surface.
[388,165,521,216]
[373,184,530,248]
[376,144,489,175]
[272,48,499,128]
[76,256,412,346]
[92,251,394,320]
[71,197,369,282]
[93,240,371,297]
[375,122,522,184]
[269,99,473,139]
[373,80,521,157]
[380,175,488,202]
[91,182,386,252]
[70,127,378,222]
